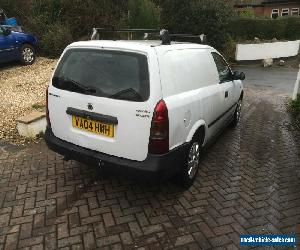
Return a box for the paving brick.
[226,243,239,250]
[0,88,299,249]
[213,225,234,236]
[19,222,32,239]
[193,231,211,250]
[120,231,133,245]
[93,222,106,238]
[69,213,80,228]
[83,232,96,250]
[0,207,12,215]
[11,205,23,218]
[174,234,194,246]
[209,235,232,248]
[198,222,215,238]
[115,215,135,225]
[81,215,101,225]
[31,244,44,250]
[5,232,18,249]
[0,213,10,227]
[24,197,35,210]
[129,222,143,238]
[106,224,129,235]
[10,215,33,226]
[136,212,149,227]
[33,213,45,228]
[58,223,69,239]
[58,235,82,248]
[97,235,120,247]
[102,213,115,227]
[78,205,89,219]
[69,225,90,236]
[45,233,56,250]
[18,236,43,248]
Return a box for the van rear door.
[48,47,161,161]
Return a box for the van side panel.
[157,49,222,150]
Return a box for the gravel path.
[0,58,57,145]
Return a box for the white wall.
[236,40,300,61]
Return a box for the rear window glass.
[52,49,150,102]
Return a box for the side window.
[211,52,232,83]
[0,27,3,35]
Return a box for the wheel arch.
[19,42,35,55]
[21,42,35,49]
[186,120,207,146]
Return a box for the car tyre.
[231,99,242,128]
[178,136,201,188]
[20,44,36,65]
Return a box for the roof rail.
[91,28,207,45]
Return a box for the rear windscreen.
[52,49,150,102]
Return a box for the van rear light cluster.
[46,87,51,128]
[148,100,169,154]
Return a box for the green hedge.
[228,16,300,41]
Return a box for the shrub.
[222,36,236,62]
[39,23,73,58]
[228,16,300,41]
[0,0,127,57]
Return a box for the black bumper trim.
[66,107,118,125]
[44,127,188,179]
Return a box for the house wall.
[253,6,265,16]
[253,3,300,17]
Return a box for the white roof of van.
[67,40,212,52]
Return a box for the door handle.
[225,91,229,98]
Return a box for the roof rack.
[91,28,207,45]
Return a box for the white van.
[45,31,244,187]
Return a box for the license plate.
[72,116,114,137]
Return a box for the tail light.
[46,87,51,128]
[148,100,169,154]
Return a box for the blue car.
[0,25,38,65]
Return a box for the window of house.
[291,8,299,16]
[271,9,279,19]
[281,8,289,16]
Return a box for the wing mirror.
[3,28,11,36]
[233,71,245,80]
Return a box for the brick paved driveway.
[0,87,299,250]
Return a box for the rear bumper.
[44,127,188,180]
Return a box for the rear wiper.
[109,88,143,101]
[56,77,96,94]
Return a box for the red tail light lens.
[46,87,51,128]
[148,100,169,154]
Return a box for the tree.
[125,0,159,29]
[0,0,128,57]
[160,0,235,51]
[160,0,192,32]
